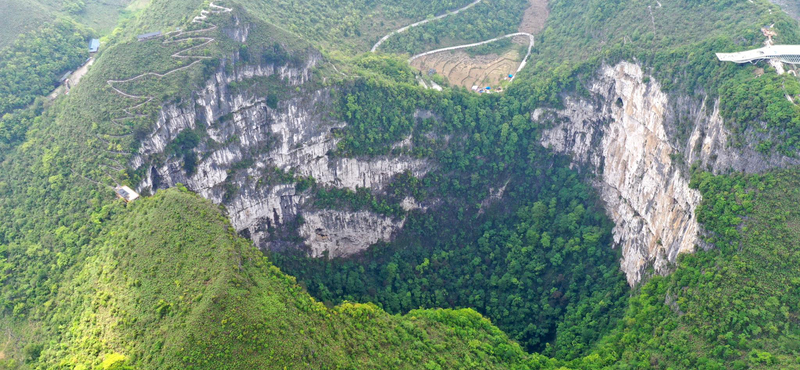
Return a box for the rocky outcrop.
[539,61,800,285]
[684,98,800,173]
[478,180,509,215]
[299,211,405,258]
[135,53,433,257]
[223,16,250,43]
[540,62,702,285]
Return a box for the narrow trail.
[84,2,233,188]
[371,0,483,52]
[409,32,534,81]
[104,2,232,140]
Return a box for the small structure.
[137,31,163,42]
[115,186,140,202]
[89,39,100,53]
[59,71,72,84]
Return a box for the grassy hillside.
[231,0,481,53]
[377,0,530,55]
[2,0,800,368]
[0,0,150,151]
[2,187,554,369]
[0,0,142,49]
[0,1,52,50]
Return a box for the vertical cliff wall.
[131,42,797,285]
[539,62,798,285]
[134,53,432,257]
[540,63,701,285]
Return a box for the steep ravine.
[134,53,432,257]
[133,49,795,286]
[539,61,799,285]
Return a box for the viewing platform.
[716,45,800,64]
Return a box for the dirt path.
[70,58,94,88]
[371,0,483,52]
[47,57,95,100]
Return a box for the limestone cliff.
[299,211,405,258]
[539,62,797,285]
[134,51,430,257]
[132,43,795,286]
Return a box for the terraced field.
[399,0,548,92]
[411,46,522,89]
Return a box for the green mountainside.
[0,0,140,48]
[6,187,545,369]
[1,0,800,369]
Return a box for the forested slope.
[0,0,138,47]
[0,0,149,156]
[3,187,550,369]
[2,0,800,368]
[534,168,800,369]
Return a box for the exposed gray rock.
[228,183,304,247]
[540,61,800,285]
[478,180,509,215]
[685,98,800,173]
[223,16,250,43]
[400,196,425,212]
[541,62,701,286]
[134,52,433,258]
[299,210,406,258]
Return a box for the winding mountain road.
[371,0,535,83]
[105,3,232,132]
[371,0,483,52]
[409,32,534,79]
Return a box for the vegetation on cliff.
[2,0,800,368]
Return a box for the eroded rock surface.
[299,211,405,258]
[540,61,800,285]
[135,52,432,257]
[540,62,701,285]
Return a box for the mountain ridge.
[2,0,800,368]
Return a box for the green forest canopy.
[1,0,800,368]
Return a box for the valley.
[1,0,800,369]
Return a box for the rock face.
[299,211,405,258]
[769,0,800,21]
[540,62,701,285]
[684,98,800,173]
[539,62,797,285]
[135,52,431,257]
[133,43,795,285]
